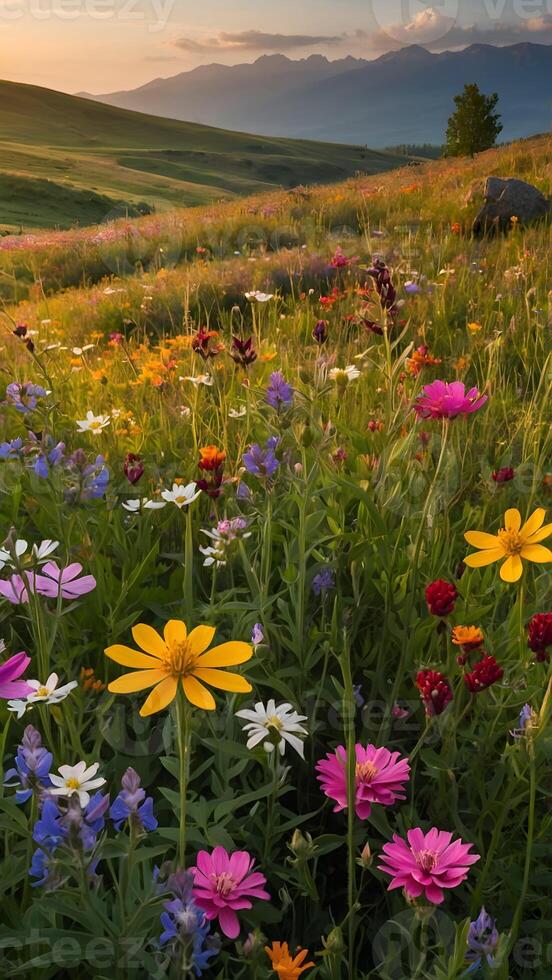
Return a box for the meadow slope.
[0,134,551,978]
[0,80,408,231]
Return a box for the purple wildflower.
[251,624,264,646]
[312,568,335,596]
[159,869,220,976]
[0,437,25,460]
[4,725,53,803]
[110,767,157,833]
[466,907,499,970]
[266,372,293,411]
[5,382,48,414]
[243,438,280,480]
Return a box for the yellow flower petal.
[504,508,521,532]
[104,644,161,669]
[182,675,216,710]
[526,523,552,544]
[131,624,167,658]
[108,669,166,694]
[196,641,253,668]
[139,675,178,716]
[187,625,216,657]
[464,548,505,567]
[464,531,501,549]
[164,620,187,646]
[520,544,552,563]
[194,667,252,693]
[500,554,523,582]
[521,510,548,538]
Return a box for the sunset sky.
[2,0,552,93]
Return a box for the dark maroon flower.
[416,669,453,716]
[124,453,144,485]
[528,613,552,662]
[12,323,34,353]
[492,467,515,484]
[312,320,328,344]
[230,335,257,368]
[367,259,398,313]
[425,580,458,618]
[192,327,223,360]
[464,655,503,694]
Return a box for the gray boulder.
[471,176,550,236]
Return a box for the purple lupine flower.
[65,450,109,502]
[4,382,48,414]
[110,767,157,833]
[312,320,329,343]
[33,439,65,479]
[30,792,109,888]
[251,624,264,646]
[266,372,293,411]
[312,568,335,596]
[4,725,53,803]
[0,437,25,460]
[243,438,280,480]
[466,907,499,970]
[159,869,220,975]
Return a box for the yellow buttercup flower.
[464,508,552,583]
[105,620,253,715]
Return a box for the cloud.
[370,6,552,50]
[173,30,346,53]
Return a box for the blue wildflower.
[0,437,25,461]
[33,439,65,479]
[110,767,158,833]
[4,382,48,414]
[243,438,280,480]
[159,870,220,976]
[30,792,109,888]
[4,725,52,804]
[312,567,335,596]
[466,907,499,971]
[266,372,293,411]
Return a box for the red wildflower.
[230,335,257,368]
[528,613,552,662]
[197,445,226,498]
[464,655,503,694]
[124,453,144,485]
[416,669,453,716]
[492,467,515,484]
[192,327,223,360]
[425,580,458,617]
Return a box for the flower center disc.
[355,761,378,784]
[415,849,438,872]
[498,528,523,555]
[66,777,80,789]
[165,641,195,677]
[213,871,235,897]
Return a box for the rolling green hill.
[0,80,409,231]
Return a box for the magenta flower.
[315,743,410,819]
[34,562,96,599]
[0,652,32,699]
[0,574,32,604]
[191,846,270,939]
[414,380,487,420]
[378,827,480,904]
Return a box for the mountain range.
[80,43,552,146]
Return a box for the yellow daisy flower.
[464,508,552,583]
[105,620,253,716]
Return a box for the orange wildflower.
[265,942,314,979]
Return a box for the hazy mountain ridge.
[79,43,552,145]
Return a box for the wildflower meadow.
[0,135,551,979]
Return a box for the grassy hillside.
[0,79,409,230]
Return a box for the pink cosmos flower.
[0,574,31,604]
[34,561,97,599]
[315,743,410,819]
[191,846,270,939]
[0,652,32,699]
[378,827,480,905]
[414,380,487,420]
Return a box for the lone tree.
[445,83,502,158]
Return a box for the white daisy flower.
[122,498,167,513]
[229,405,247,419]
[245,290,274,302]
[0,539,59,570]
[161,482,201,508]
[49,761,106,807]
[182,374,213,387]
[236,699,308,758]
[71,345,95,356]
[76,411,111,435]
[329,365,361,384]
[199,544,226,568]
[7,673,78,718]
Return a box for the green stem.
[175,694,192,867]
[184,506,194,622]
[339,630,357,979]
[507,747,536,952]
